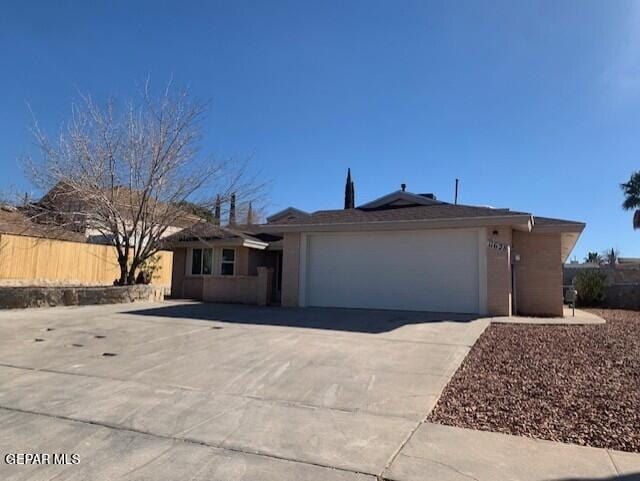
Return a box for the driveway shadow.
[127,301,481,334]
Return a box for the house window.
[191,248,213,275]
[221,248,235,276]
[202,248,213,275]
[191,249,202,275]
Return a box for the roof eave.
[163,238,245,248]
[532,223,586,234]
[258,215,533,233]
[163,237,268,250]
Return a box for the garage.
[300,228,486,313]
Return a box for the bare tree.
[24,81,260,285]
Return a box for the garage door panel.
[304,229,480,313]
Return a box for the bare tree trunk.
[117,254,128,286]
[127,258,140,285]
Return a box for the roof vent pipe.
[454,178,459,205]
[401,183,406,192]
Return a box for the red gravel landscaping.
[428,309,640,453]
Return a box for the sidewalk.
[384,423,640,481]
[491,307,605,325]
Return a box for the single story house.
[164,222,282,306]
[166,187,584,317]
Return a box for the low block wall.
[182,277,204,299]
[200,267,273,306]
[604,284,640,310]
[0,285,164,309]
[203,276,258,304]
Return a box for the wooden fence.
[0,233,173,287]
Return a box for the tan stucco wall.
[182,277,204,299]
[235,247,249,276]
[281,232,301,307]
[486,227,512,316]
[202,276,258,304]
[512,231,563,317]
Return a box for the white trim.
[220,247,237,277]
[298,233,308,307]
[169,238,245,249]
[242,239,269,250]
[357,190,440,209]
[477,228,488,315]
[168,238,268,250]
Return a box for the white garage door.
[302,229,485,313]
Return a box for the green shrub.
[574,271,608,306]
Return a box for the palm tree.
[621,172,640,229]
[585,251,602,264]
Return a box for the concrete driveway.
[0,301,487,480]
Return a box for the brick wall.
[512,231,563,316]
[281,232,301,307]
[486,227,512,316]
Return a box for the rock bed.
[428,309,640,453]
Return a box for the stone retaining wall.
[0,285,164,309]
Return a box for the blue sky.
[1,0,640,260]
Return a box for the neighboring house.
[0,204,85,241]
[167,180,585,317]
[32,182,203,245]
[618,257,640,265]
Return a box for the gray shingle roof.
[266,203,532,226]
[0,206,86,242]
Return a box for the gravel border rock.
[428,309,640,453]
